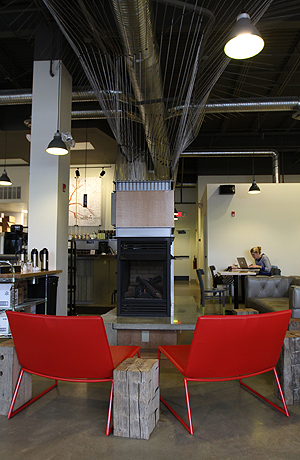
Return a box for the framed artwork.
[69,176,101,226]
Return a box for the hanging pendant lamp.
[248,179,261,194]
[0,169,12,186]
[46,63,69,156]
[0,132,12,186]
[248,154,261,194]
[46,130,68,155]
[224,13,264,60]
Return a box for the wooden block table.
[113,357,159,440]
[232,308,259,315]
[0,339,32,415]
[274,331,300,405]
[288,318,300,331]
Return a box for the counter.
[0,269,62,280]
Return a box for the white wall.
[203,182,300,279]
[198,174,300,202]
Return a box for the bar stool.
[196,268,226,315]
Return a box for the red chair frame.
[158,310,291,435]
[6,311,140,435]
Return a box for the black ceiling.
[1,0,300,183]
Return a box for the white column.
[28,60,72,315]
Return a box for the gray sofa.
[245,275,300,318]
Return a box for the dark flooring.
[1,281,300,459]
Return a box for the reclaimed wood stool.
[275,330,300,405]
[232,308,259,315]
[0,339,32,416]
[113,357,159,440]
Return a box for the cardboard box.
[0,284,18,309]
[0,312,10,335]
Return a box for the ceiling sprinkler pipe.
[180,150,279,183]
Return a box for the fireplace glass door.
[117,238,172,316]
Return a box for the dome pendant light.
[224,13,264,60]
[46,63,69,156]
[0,132,12,186]
[46,130,68,155]
[248,154,261,194]
[0,169,12,186]
[248,179,261,194]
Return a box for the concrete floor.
[1,281,300,459]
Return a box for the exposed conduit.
[0,90,299,123]
[180,150,280,183]
[0,90,299,115]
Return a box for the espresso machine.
[4,225,28,256]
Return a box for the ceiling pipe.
[0,89,113,105]
[0,90,299,119]
[205,97,300,114]
[72,97,300,120]
[180,150,279,183]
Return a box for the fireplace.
[113,180,175,317]
[117,237,172,316]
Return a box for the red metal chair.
[158,310,291,435]
[6,311,140,435]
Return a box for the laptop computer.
[237,257,258,270]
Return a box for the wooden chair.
[196,268,226,315]
[6,311,140,435]
[158,310,291,435]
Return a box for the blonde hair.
[250,246,262,254]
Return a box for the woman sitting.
[249,246,272,275]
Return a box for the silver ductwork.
[111,0,170,179]
[168,97,300,118]
[0,90,32,105]
[0,88,299,120]
[71,109,140,122]
[181,150,280,183]
[205,97,300,114]
[0,89,118,105]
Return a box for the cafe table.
[219,269,257,309]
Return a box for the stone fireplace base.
[117,329,177,348]
[102,296,199,348]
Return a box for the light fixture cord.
[85,124,88,192]
[56,33,62,132]
[4,131,7,168]
[56,62,61,131]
